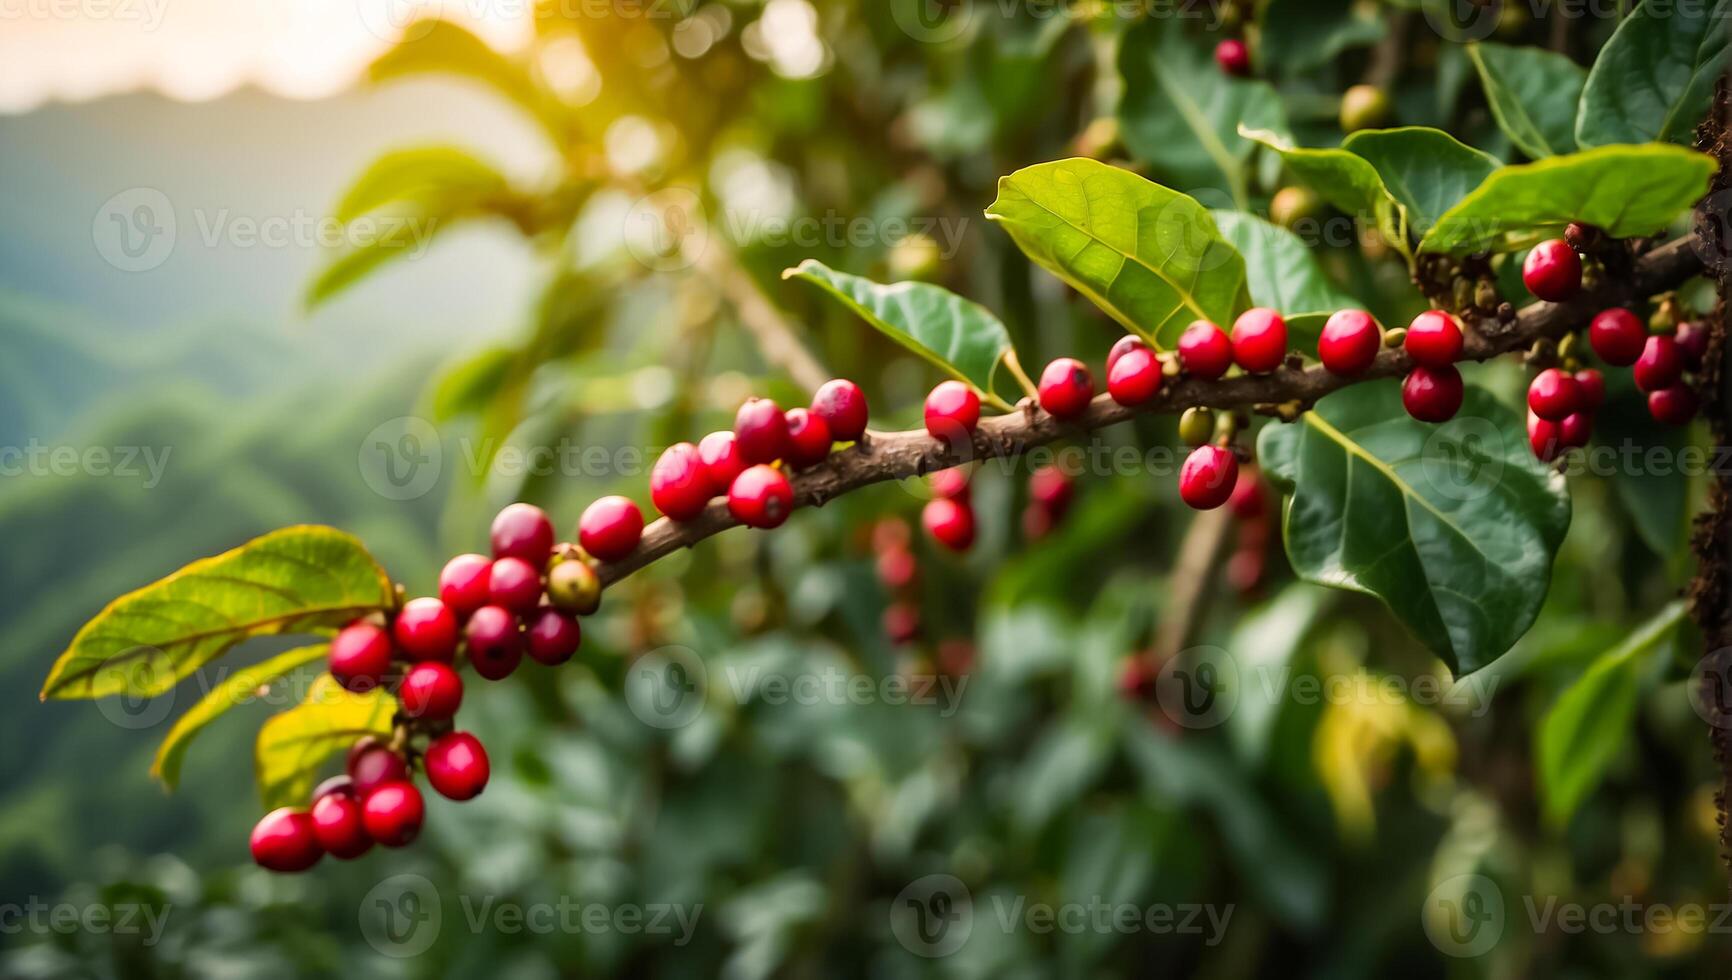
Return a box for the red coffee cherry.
[1180,445,1239,511]
[1022,502,1055,541]
[1107,346,1162,406]
[399,661,463,721]
[361,781,425,848]
[1107,335,1148,375]
[464,605,523,681]
[1404,311,1464,367]
[1559,412,1593,449]
[734,397,790,465]
[1038,357,1095,419]
[728,464,795,529]
[871,517,912,554]
[1676,321,1709,369]
[312,775,355,801]
[1215,38,1250,77]
[1402,365,1464,423]
[488,556,543,613]
[929,466,970,501]
[392,597,458,662]
[1528,411,1565,462]
[438,553,493,617]
[697,430,747,493]
[1589,308,1646,366]
[250,808,322,873]
[1228,466,1268,520]
[1178,321,1234,380]
[875,547,917,590]
[1318,309,1381,376]
[1573,368,1605,411]
[1230,308,1287,374]
[924,381,981,441]
[1634,335,1684,392]
[489,502,554,565]
[810,379,869,442]
[524,607,581,665]
[783,408,834,468]
[348,741,408,796]
[1527,368,1581,422]
[578,495,644,562]
[1648,385,1699,425]
[650,442,712,521]
[922,498,976,551]
[425,731,491,802]
[310,792,372,860]
[883,601,920,645]
[1521,239,1582,302]
[329,621,392,693]
[1029,464,1075,519]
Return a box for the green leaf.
[304,212,459,310]
[1420,144,1715,255]
[1577,0,1732,148]
[150,644,330,791]
[432,345,518,422]
[1258,382,1572,675]
[1594,377,1691,559]
[1259,0,1385,73]
[782,261,1016,408]
[41,526,394,701]
[369,19,567,145]
[256,674,396,810]
[1117,20,1287,207]
[333,146,509,223]
[1467,43,1587,158]
[1238,126,1408,260]
[984,158,1251,349]
[1211,211,1359,318]
[1340,128,1501,236]
[1536,603,1685,827]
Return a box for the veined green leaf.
[782,261,1015,408]
[256,674,396,810]
[151,644,331,790]
[1577,0,1731,148]
[1420,144,1715,255]
[1211,211,1359,321]
[1341,128,1501,236]
[985,158,1251,349]
[1238,126,1408,261]
[1467,43,1587,159]
[41,526,393,701]
[334,146,509,223]
[1258,383,1571,675]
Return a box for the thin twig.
[702,242,833,394]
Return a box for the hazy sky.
[0,0,533,112]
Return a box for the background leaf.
[1467,42,1587,158]
[332,145,510,223]
[255,674,395,810]
[1258,382,1572,675]
[1340,127,1501,236]
[1211,211,1359,317]
[41,526,393,701]
[150,644,330,790]
[1239,126,1408,258]
[1576,0,1732,148]
[1259,0,1385,74]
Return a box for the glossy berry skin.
[1029,465,1075,518]
[329,621,393,693]
[651,442,712,521]
[1107,347,1162,406]
[1634,335,1685,393]
[1559,412,1593,449]
[1404,311,1464,367]
[465,605,523,681]
[251,808,322,873]
[1179,445,1239,511]
[488,557,543,613]
[399,661,463,721]
[1230,308,1287,374]
[1178,321,1234,380]
[1677,321,1709,369]
[489,503,555,565]
[310,793,372,860]
[393,597,458,663]
[1527,368,1581,422]
[929,466,970,501]
[1521,240,1582,302]
[810,379,869,442]
[545,557,601,616]
[1528,412,1565,463]
[924,381,981,441]
[728,465,795,529]
[312,775,355,801]
[578,496,644,562]
[1215,38,1250,77]
[425,732,491,802]
[734,398,790,465]
[525,608,581,665]
[1589,308,1646,366]
[361,781,425,848]
[783,408,833,468]
[1318,310,1381,376]
[1038,358,1095,419]
[348,742,409,796]
[1649,385,1699,425]
[923,498,976,551]
[1107,335,1148,375]
[697,431,747,493]
[1574,369,1605,411]
[438,553,493,617]
[1402,365,1464,423]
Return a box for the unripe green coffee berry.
[1339,85,1392,133]
[1269,186,1324,230]
[1179,407,1215,448]
[888,234,942,282]
[1474,280,1500,310]
[546,554,602,615]
[1383,327,1407,349]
